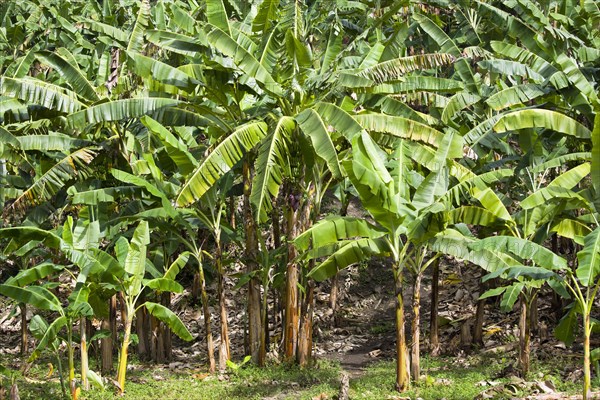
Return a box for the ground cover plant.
[0,0,599,399]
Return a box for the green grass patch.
[3,356,341,400]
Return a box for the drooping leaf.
[29,315,68,362]
[177,121,268,206]
[576,226,600,286]
[295,216,385,252]
[79,18,129,43]
[521,163,591,209]
[141,116,197,175]
[306,237,389,282]
[356,54,455,85]
[144,278,183,294]
[470,236,567,270]
[0,77,83,113]
[12,148,97,210]
[554,306,578,345]
[556,54,598,104]
[36,51,100,102]
[448,206,503,227]
[67,98,181,128]
[127,52,198,92]
[441,92,481,124]
[479,286,507,300]
[313,102,364,141]
[520,186,591,210]
[17,134,91,152]
[354,114,463,158]
[146,30,206,56]
[204,24,283,96]
[144,302,193,341]
[494,109,591,139]
[163,252,191,281]
[250,117,293,222]
[485,84,546,111]
[413,13,478,93]
[127,0,150,54]
[5,263,63,287]
[296,109,342,179]
[500,282,524,311]
[551,219,592,244]
[0,285,62,312]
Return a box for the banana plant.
[294,128,494,390]
[0,265,93,399]
[109,220,192,394]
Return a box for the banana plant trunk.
[117,313,133,394]
[297,280,315,367]
[410,273,421,381]
[100,295,117,374]
[244,158,264,366]
[150,314,163,363]
[19,303,27,355]
[198,265,215,373]
[216,245,230,371]
[330,197,349,325]
[473,279,486,346]
[394,266,410,392]
[583,312,592,400]
[518,293,531,378]
[67,323,75,398]
[162,292,172,362]
[429,259,440,355]
[136,292,150,360]
[80,317,89,391]
[284,201,299,361]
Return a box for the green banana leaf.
[126,0,149,53]
[294,216,385,251]
[29,315,68,362]
[146,30,206,56]
[177,121,267,206]
[0,77,83,113]
[12,147,97,210]
[306,237,389,282]
[5,263,63,287]
[67,98,181,127]
[144,302,193,341]
[494,109,591,139]
[0,284,62,312]
[36,51,99,102]
[296,109,342,179]
[250,116,293,223]
[144,278,183,294]
[576,226,600,286]
[470,236,567,270]
[203,24,283,96]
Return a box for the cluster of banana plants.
[0,0,599,398]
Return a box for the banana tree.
[0,264,93,399]
[556,224,600,400]
[295,129,470,390]
[108,221,192,393]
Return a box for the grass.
[1,350,589,399]
[350,352,585,400]
[3,355,341,400]
[350,354,506,400]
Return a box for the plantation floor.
[0,351,586,400]
[0,255,595,398]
